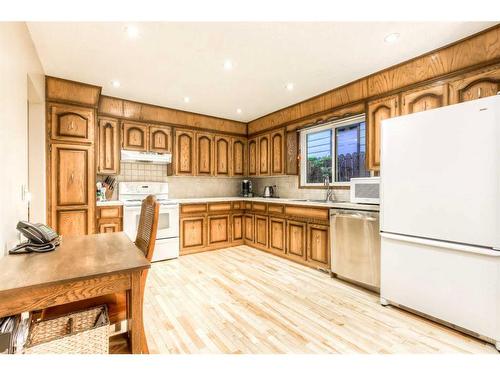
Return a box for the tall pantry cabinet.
[46,77,100,236]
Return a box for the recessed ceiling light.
[223,60,233,70]
[384,33,400,43]
[111,80,121,88]
[125,25,139,39]
[183,96,190,103]
[286,82,295,91]
[236,108,242,114]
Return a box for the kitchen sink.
[289,199,348,204]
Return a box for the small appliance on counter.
[241,180,253,197]
[350,177,380,204]
[262,185,278,198]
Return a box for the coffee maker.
[241,180,253,197]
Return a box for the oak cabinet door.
[232,214,244,243]
[231,137,246,177]
[215,136,231,176]
[366,95,399,171]
[50,143,94,236]
[98,220,121,233]
[180,216,206,253]
[286,220,307,262]
[196,133,214,176]
[122,121,148,151]
[243,214,255,243]
[270,129,285,175]
[401,83,448,115]
[306,223,330,268]
[208,215,230,246]
[254,215,269,249]
[285,131,298,175]
[258,134,270,176]
[97,118,120,175]
[269,217,286,254]
[175,130,196,175]
[449,66,500,104]
[149,125,172,153]
[248,138,258,176]
[49,104,94,143]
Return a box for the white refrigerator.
[380,95,500,350]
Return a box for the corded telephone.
[8,221,61,254]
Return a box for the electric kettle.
[263,185,275,198]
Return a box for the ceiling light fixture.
[223,60,233,70]
[384,32,400,43]
[183,96,190,103]
[286,82,295,91]
[236,108,242,114]
[125,25,139,39]
[111,80,121,88]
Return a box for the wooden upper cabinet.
[215,136,231,176]
[449,66,500,104]
[231,137,246,177]
[122,121,148,151]
[49,103,94,143]
[258,134,270,176]
[50,143,94,236]
[175,129,195,175]
[402,83,448,115]
[366,95,399,171]
[97,118,120,175]
[196,133,214,176]
[285,131,298,175]
[248,137,258,176]
[270,129,285,175]
[149,125,172,154]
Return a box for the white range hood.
[121,150,172,164]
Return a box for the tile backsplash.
[250,175,350,201]
[118,162,168,182]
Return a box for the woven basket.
[24,305,110,354]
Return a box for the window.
[300,115,369,186]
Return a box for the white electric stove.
[119,182,179,262]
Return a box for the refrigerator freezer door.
[381,233,500,343]
[380,96,500,249]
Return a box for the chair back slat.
[134,195,160,261]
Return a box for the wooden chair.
[41,195,160,353]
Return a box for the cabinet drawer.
[180,203,207,214]
[232,201,244,210]
[268,204,284,215]
[208,202,232,213]
[97,206,122,219]
[252,202,267,213]
[284,205,329,222]
[244,202,253,210]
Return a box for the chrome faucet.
[324,176,334,202]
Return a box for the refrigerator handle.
[380,232,500,257]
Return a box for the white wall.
[0,22,45,255]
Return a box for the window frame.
[299,114,367,187]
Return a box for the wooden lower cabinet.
[232,214,244,243]
[254,215,268,250]
[306,223,330,268]
[96,205,123,233]
[268,217,286,254]
[179,202,331,271]
[286,220,307,262]
[208,215,230,247]
[180,216,206,254]
[243,214,255,243]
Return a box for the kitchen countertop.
[96,200,124,207]
[173,197,379,211]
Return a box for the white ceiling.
[27,22,496,122]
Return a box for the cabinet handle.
[69,121,75,130]
[478,87,482,98]
[70,173,74,183]
[424,101,427,111]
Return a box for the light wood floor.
[143,246,497,354]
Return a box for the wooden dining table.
[0,232,150,354]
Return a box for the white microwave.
[350,177,380,204]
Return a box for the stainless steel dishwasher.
[330,208,381,291]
